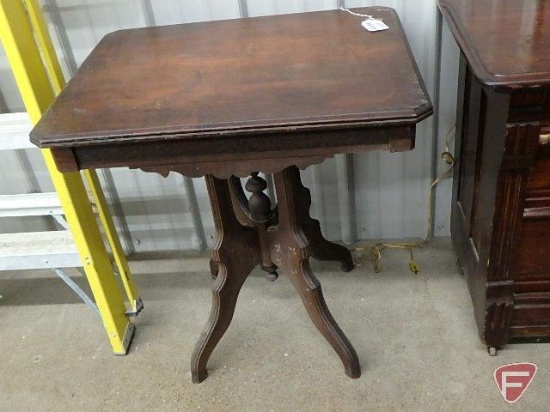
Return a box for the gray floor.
[1,238,548,411]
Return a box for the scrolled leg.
[303,218,354,272]
[275,250,361,378]
[191,261,255,382]
[191,175,260,383]
[270,166,361,378]
[283,167,353,271]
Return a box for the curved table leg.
[289,168,354,272]
[191,261,256,382]
[304,218,354,272]
[275,249,361,378]
[191,175,261,383]
[270,166,361,378]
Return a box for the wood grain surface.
[439,0,550,88]
[445,0,550,346]
[31,7,431,149]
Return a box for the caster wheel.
[488,346,497,356]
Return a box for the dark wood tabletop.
[438,0,550,88]
[31,7,431,178]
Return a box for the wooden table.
[438,0,550,353]
[31,8,431,381]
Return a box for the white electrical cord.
[338,6,373,20]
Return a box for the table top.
[438,0,550,89]
[31,7,431,151]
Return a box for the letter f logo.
[494,363,537,403]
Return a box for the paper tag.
[361,18,389,32]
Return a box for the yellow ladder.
[0,0,142,354]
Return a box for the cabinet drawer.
[512,305,550,326]
[524,193,550,219]
[525,147,550,218]
[511,290,550,335]
[513,219,550,279]
[510,325,550,339]
[527,153,550,191]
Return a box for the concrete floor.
[1,238,548,411]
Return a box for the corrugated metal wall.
[0,0,459,253]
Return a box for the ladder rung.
[0,192,63,217]
[0,231,80,270]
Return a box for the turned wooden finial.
[245,172,278,281]
[245,172,272,222]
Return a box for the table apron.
[51,125,415,178]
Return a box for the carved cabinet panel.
[452,53,550,346]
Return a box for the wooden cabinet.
[452,61,550,346]
[439,0,550,349]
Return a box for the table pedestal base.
[191,166,360,383]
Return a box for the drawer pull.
[541,133,550,145]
